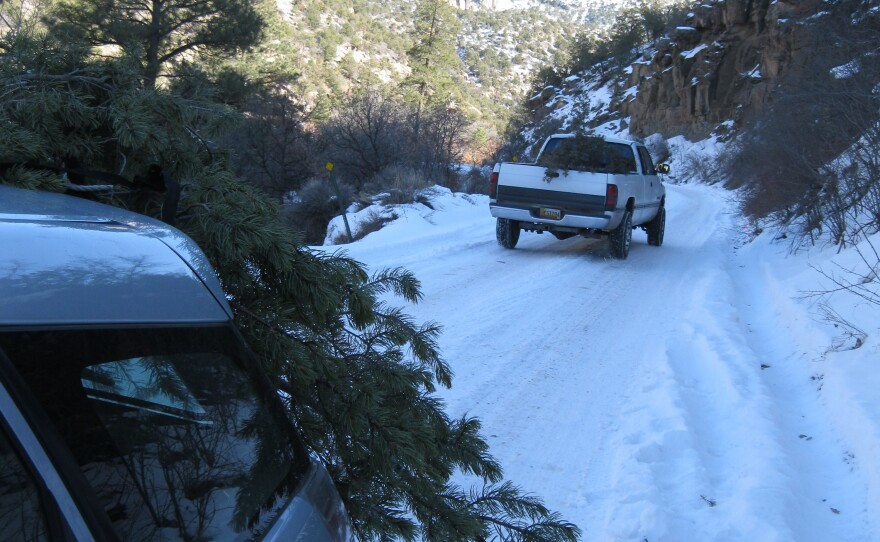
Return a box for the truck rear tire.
[646,205,665,247]
[496,218,520,249]
[609,210,632,259]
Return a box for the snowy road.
[323,184,877,541]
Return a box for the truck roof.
[547,133,638,146]
[0,185,232,327]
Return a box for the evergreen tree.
[47,0,263,89]
[403,0,463,133]
[0,3,581,540]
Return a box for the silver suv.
[0,185,353,542]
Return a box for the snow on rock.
[831,59,861,79]
[745,64,763,79]
[682,43,709,59]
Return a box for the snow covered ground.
[318,183,880,541]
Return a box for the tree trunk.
[144,0,164,89]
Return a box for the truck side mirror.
[656,163,670,174]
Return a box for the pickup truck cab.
[0,185,353,542]
[489,133,667,258]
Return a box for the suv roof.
[0,185,232,326]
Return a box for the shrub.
[363,165,433,205]
[459,165,490,194]
[678,149,722,184]
[284,177,354,244]
[719,0,880,245]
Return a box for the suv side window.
[637,146,656,175]
[1,326,311,542]
[0,426,49,542]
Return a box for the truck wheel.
[496,218,520,249]
[646,205,665,247]
[609,210,632,259]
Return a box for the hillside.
[453,0,652,26]
[266,0,577,134]
[264,0,679,142]
[521,0,879,148]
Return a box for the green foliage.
[47,0,264,88]
[456,7,578,137]
[318,28,344,61]
[404,0,464,109]
[565,1,689,76]
[0,164,67,192]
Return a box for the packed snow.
[318,183,880,541]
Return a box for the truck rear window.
[539,137,638,174]
[0,326,311,542]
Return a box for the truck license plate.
[540,207,562,219]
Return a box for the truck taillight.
[605,184,618,210]
[489,172,499,199]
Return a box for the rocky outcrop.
[621,0,825,139]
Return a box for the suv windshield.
[0,325,310,542]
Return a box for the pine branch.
[18,70,112,91]
[467,482,581,542]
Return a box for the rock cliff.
[621,0,825,139]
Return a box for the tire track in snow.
[599,185,872,541]
[582,184,754,540]
[728,251,874,540]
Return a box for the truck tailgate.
[497,163,608,196]
[495,163,609,216]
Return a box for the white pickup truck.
[489,133,668,259]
